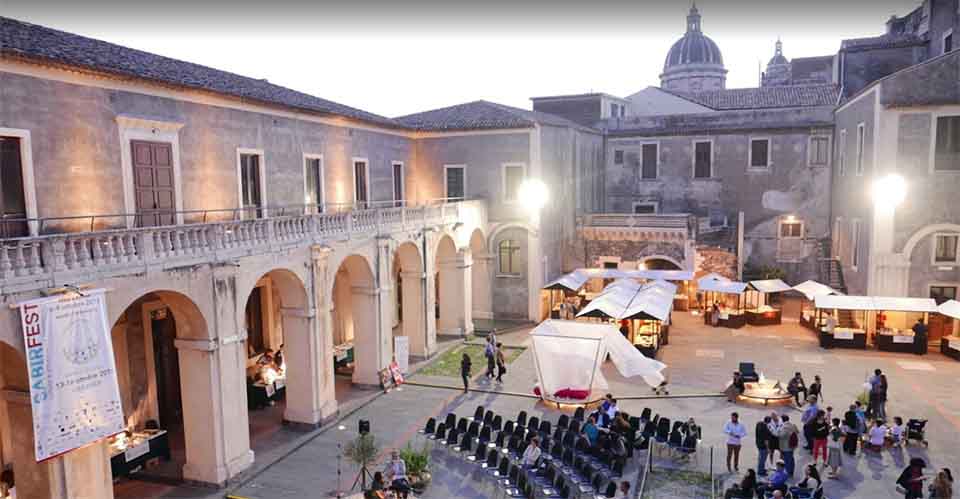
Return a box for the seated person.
[520,437,542,469]
[758,461,789,496]
[610,412,631,436]
[789,464,822,499]
[888,416,906,446]
[723,469,757,499]
[725,371,746,402]
[582,415,600,446]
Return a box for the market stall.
[248,351,287,409]
[108,429,171,478]
[813,295,871,349]
[529,320,667,407]
[698,274,748,329]
[576,280,675,358]
[939,300,960,361]
[745,279,792,326]
[542,270,590,319]
[793,280,840,331]
[873,297,937,354]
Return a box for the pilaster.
[310,245,338,421]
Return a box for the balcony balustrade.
[0,200,473,290]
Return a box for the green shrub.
[400,442,430,475]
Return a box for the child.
[826,424,843,478]
[888,416,906,446]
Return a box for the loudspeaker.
[359,419,370,435]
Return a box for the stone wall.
[696,246,738,279]
[582,238,687,269]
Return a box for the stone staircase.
[818,258,847,294]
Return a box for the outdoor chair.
[567,420,580,435]
[445,429,460,448]
[420,417,436,436]
[539,420,552,438]
[458,432,474,455]
[574,407,585,421]
[493,430,508,451]
[602,459,623,481]
[562,431,576,449]
[470,442,487,464]
[575,467,601,498]
[640,407,652,423]
[457,417,469,435]
[518,411,528,428]
[478,426,492,447]
[484,410,495,427]
[600,481,617,498]
[492,415,504,432]
[444,413,457,429]
[528,417,541,435]
[504,420,516,435]
[557,414,570,430]
[473,405,486,421]
[514,424,527,441]
[553,427,565,442]
[430,423,447,442]
[628,416,640,430]
[559,482,571,498]
[506,435,521,457]
[739,362,759,383]
[469,420,481,437]
[504,472,527,499]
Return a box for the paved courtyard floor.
[119,314,960,498]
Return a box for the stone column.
[471,252,494,320]
[280,306,324,428]
[177,265,253,486]
[437,248,473,336]
[350,285,381,386]
[311,245,338,422]
[1,390,113,499]
[400,270,427,357]
[424,264,438,356]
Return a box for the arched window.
[498,239,521,275]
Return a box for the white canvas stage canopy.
[529,320,667,403]
[792,280,840,300]
[748,279,792,294]
[814,295,938,312]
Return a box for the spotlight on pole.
[518,178,549,214]
[872,173,907,207]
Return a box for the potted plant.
[344,433,379,490]
[400,442,432,493]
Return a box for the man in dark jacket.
[756,416,773,476]
[842,404,859,455]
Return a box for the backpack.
[788,429,799,449]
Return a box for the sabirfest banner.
[18,289,124,461]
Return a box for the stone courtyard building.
[0,1,959,498]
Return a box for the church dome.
[662,5,725,72]
[767,39,789,67]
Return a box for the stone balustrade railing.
[0,201,469,291]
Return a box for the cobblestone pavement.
[123,315,960,498]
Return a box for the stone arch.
[435,234,471,336]
[238,268,315,428]
[108,289,223,486]
[330,254,381,386]
[487,221,537,252]
[393,242,427,356]
[470,228,493,320]
[642,255,683,270]
[901,223,960,258]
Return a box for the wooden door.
[929,313,952,344]
[152,309,183,427]
[132,140,176,227]
[0,137,28,237]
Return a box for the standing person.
[495,342,507,383]
[756,416,773,477]
[842,404,859,455]
[867,419,888,452]
[878,372,889,421]
[826,423,844,478]
[800,396,820,452]
[723,412,748,473]
[868,369,884,419]
[460,353,472,393]
[776,415,800,478]
[386,450,411,499]
[788,372,808,407]
[768,413,783,466]
[929,468,953,498]
[812,411,830,466]
[896,457,927,499]
[809,375,824,404]
[912,318,928,355]
[483,337,496,379]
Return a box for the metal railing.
[0,199,476,286]
[637,443,718,499]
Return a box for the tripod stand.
[350,464,376,492]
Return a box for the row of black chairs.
[419,405,631,498]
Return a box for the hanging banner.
[18,290,124,462]
[394,335,410,374]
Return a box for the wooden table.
[877,333,919,353]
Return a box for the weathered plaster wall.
[907,234,960,297]
[491,226,529,318]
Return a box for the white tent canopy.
[815,295,938,312]
[939,300,960,319]
[698,274,747,294]
[792,280,839,300]
[529,320,667,402]
[748,279,793,294]
[542,268,694,294]
[543,270,590,292]
[577,280,676,321]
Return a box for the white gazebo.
[529,320,667,406]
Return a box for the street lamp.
[872,173,906,207]
[518,178,549,214]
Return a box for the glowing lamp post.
[872,173,906,208]
[518,178,549,214]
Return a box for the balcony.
[0,200,475,291]
[578,213,697,239]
